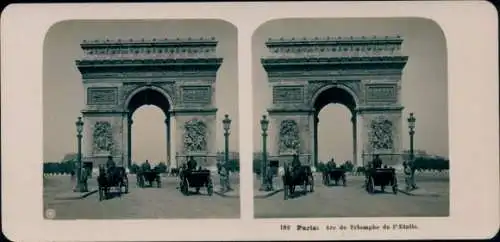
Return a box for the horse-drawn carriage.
[322,167,347,186]
[137,169,161,188]
[364,167,398,194]
[179,168,214,196]
[282,163,314,200]
[97,165,129,201]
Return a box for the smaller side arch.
[310,83,361,112]
[123,85,174,113]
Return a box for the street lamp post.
[408,112,416,161]
[222,114,232,192]
[407,112,417,190]
[259,115,269,191]
[74,116,86,192]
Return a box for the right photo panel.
[252,18,449,218]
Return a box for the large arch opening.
[126,87,172,168]
[312,85,358,167]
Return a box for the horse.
[97,165,128,201]
[282,162,314,200]
[136,166,161,188]
[169,168,180,177]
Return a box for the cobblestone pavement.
[254,173,449,218]
[44,173,240,220]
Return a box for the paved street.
[254,172,449,218]
[43,173,240,220]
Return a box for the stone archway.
[311,85,358,167]
[261,36,409,167]
[75,37,222,169]
[124,86,172,168]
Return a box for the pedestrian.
[70,169,76,190]
[403,161,412,191]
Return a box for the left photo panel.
[43,19,240,219]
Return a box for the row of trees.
[43,160,76,175]
[43,156,241,175]
[412,156,449,172]
[251,154,450,174]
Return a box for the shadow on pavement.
[286,190,311,199]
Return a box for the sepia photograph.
[42,19,240,219]
[252,18,450,218]
[2,2,498,241]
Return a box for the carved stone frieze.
[80,37,219,61]
[87,87,118,105]
[272,86,304,104]
[365,84,397,103]
[93,121,114,153]
[183,119,207,152]
[264,36,404,59]
[368,116,394,150]
[181,86,211,104]
[267,69,403,80]
[279,120,301,153]
[82,71,218,80]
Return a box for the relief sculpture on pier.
[93,121,114,153]
[279,120,301,153]
[183,119,207,152]
[369,117,394,150]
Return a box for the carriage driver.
[291,154,301,170]
[187,156,197,171]
[142,160,151,171]
[372,154,383,169]
[106,155,116,170]
[327,158,337,169]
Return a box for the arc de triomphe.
[261,36,409,167]
[75,37,222,169]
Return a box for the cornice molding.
[267,108,315,114]
[355,105,404,113]
[81,37,218,47]
[169,107,218,115]
[261,56,408,65]
[266,35,403,46]
[261,56,408,74]
[76,58,223,67]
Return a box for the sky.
[43,20,238,162]
[252,18,449,162]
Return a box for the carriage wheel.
[138,175,144,188]
[392,177,398,194]
[156,176,162,188]
[98,187,104,201]
[207,178,214,196]
[180,179,189,196]
[367,177,375,194]
[104,187,110,199]
[123,176,129,194]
